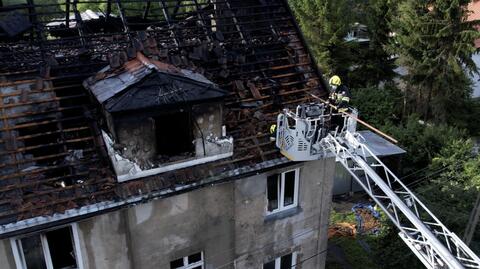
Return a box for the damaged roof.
[84,52,228,112]
[0,0,328,236]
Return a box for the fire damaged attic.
[84,52,234,181]
[0,0,327,234]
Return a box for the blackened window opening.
[284,171,296,207]
[267,174,279,212]
[155,111,193,157]
[45,227,77,269]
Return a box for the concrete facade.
[1,158,335,269]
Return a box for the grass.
[330,209,357,224]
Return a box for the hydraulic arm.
[275,103,480,269]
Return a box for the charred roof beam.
[142,0,151,20]
[193,0,212,42]
[115,0,132,39]
[170,0,181,20]
[65,0,70,28]
[158,0,180,46]
[26,0,46,61]
[72,0,88,49]
[106,0,112,19]
[223,0,246,45]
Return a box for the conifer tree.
[290,0,357,81]
[390,0,479,122]
[350,0,397,87]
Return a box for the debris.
[352,203,381,235]
[0,12,32,37]
[328,222,357,239]
[247,81,262,99]
[65,150,84,162]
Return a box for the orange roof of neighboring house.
[468,1,480,21]
[468,1,480,48]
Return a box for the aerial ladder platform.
[274,102,480,269]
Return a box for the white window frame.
[266,168,300,215]
[170,252,204,269]
[10,223,84,269]
[264,252,298,269]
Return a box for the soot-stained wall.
[111,102,224,166]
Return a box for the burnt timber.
[0,0,327,236]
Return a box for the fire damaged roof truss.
[0,0,327,232]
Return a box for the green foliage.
[290,0,396,87]
[327,236,382,269]
[430,139,480,189]
[382,116,467,174]
[389,0,480,122]
[348,0,397,87]
[368,222,424,269]
[351,84,402,127]
[330,209,357,224]
[447,98,480,135]
[415,139,480,253]
[289,0,357,81]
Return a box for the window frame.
[266,168,300,215]
[264,252,298,269]
[10,223,84,269]
[170,251,204,269]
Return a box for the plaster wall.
[233,158,335,268]
[76,210,133,269]
[0,239,16,269]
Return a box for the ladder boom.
[325,133,479,269]
[275,104,480,269]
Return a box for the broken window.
[11,225,81,269]
[266,169,299,214]
[170,252,204,269]
[155,110,194,157]
[263,252,297,269]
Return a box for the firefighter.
[328,75,351,132]
[328,75,351,113]
[269,124,277,141]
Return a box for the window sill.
[264,207,301,223]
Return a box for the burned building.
[0,0,345,268]
[84,53,234,181]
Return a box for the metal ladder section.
[324,132,480,269]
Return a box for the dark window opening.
[267,174,279,212]
[16,226,78,269]
[263,253,294,269]
[188,252,202,264]
[170,252,203,269]
[284,171,296,207]
[170,258,184,268]
[263,260,275,269]
[46,227,77,269]
[280,253,293,269]
[21,235,47,269]
[155,111,193,157]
